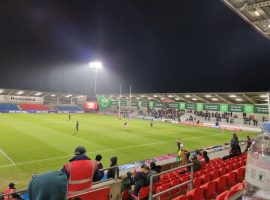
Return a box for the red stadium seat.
[75,186,110,200]
[216,176,228,194]
[201,181,217,200]
[226,165,234,173]
[121,190,130,200]
[211,170,220,180]
[131,186,150,200]
[202,173,211,184]
[236,167,245,183]
[219,167,227,176]
[193,177,202,188]
[173,195,190,200]
[216,190,228,200]
[225,171,237,187]
[186,187,204,200]
[170,179,181,197]
[180,176,190,192]
[156,183,171,200]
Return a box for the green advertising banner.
[142,102,148,107]
[220,104,229,112]
[154,102,163,108]
[186,103,196,110]
[244,104,254,114]
[167,102,179,109]
[131,101,138,106]
[111,100,118,106]
[196,103,203,111]
[97,96,112,109]
[254,105,269,114]
[149,101,154,109]
[138,101,142,108]
[203,104,220,111]
[229,105,244,113]
[179,102,186,110]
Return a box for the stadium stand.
[19,104,50,111]
[57,105,82,112]
[0,103,20,112]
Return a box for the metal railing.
[0,165,119,199]
[148,162,194,200]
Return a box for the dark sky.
[0,0,270,95]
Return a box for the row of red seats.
[19,104,50,111]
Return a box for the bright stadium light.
[229,95,236,98]
[89,61,103,96]
[236,98,242,101]
[153,95,158,98]
[17,91,24,95]
[51,94,56,97]
[192,98,197,101]
[140,95,144,97]
[0,89,3,94]
[175,97,180,100]
[66,94,72,98]
[185,95,191,98]
[168,95,173,98]
[35,92,42,96]
[254,10,260,16]
[212,98,218,101]
[148,97,152,100]
[205,95,211,98]
[136,97,140,100]
[260,94,268,98]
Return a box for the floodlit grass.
[0,113,257,190]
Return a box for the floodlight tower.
[89,61,103,97]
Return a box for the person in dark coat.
[231,133,241,154]
[129,172,146,195]
[245,136,252,152]
[202,151,210,163]
[107,156,119,179]
[150,162,161,174]
[95,154,104,180]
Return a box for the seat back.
[187,187,204,200]
[216,176,227,194]
[139,186,150,199]
[226,172,237,187]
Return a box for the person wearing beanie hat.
[95,154,104,180]
[61,146,100,200]
[28,171,67,200]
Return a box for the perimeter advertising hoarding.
[0,95,44,103]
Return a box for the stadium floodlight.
[136,97,140,100]
[205,95,211,98]
[153,95,158,98]
[254,10,260,16]
[148,97,152,100]
[168,95,173,98]
[77,95,83,98]
[260,94,268,98]
[175,97,180,100]
[140,95,144,97]
[51,94,56,97]
[212,98,218,101]
[185,95,191,98]
[17,91,24,95]
[35,92,42,96]
[0,89,3,93]
[66,94,72,98]
[229,95,236,98]
[89,61,103,96]
[192,98,197,101]
[236,98,242,101]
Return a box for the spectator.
[196,150,205,163]
[28,171,67,200]
[202,150,210,163]
[231,133,241,154]
[95,154,104,180]
[129,172,146,196]
[120,174,132,192]
[3,183,16,200]
[150,162,161,174]
[61,146,100,199]
[189,154,201,172]
[107,156,119,179]
[142,165,158,186]
[245,136,252,152]
[181,149,189,165]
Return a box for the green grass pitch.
[0,113,257,190]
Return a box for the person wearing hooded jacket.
[28,171,67,200]
[150,162,161,174]
[61,146,100,200]
[107,156,119,179]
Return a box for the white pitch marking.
[0,149,15,165]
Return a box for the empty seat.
[236,167,245,183]
[193,177,202,189]
[202,173,211,184]
[211,170,220,180]
[201,181,217,200]
[186,187,204,200]
[173,195,190,200]
[225,171,237,188]
[216,190,228,200]
[216,176,227,194]
[219,167,227,176]
[131,186,150,200]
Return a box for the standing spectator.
[181,149,189,165]
[28,171,67,200]
[61,146,100,200]
[150,162,161,174]
[245,136,252,152]
[176,138,182,151]
[95,154,104,180]
[202,151,210,163]
[107,156,119,179]
[3,183,16,200]
[231,133,241,155]
[188,154,201,172]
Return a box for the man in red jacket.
[3,183,16,200]
[62,146,100,199]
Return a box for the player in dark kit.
[150,119,153,127]
[76,121,79,131]
[69,114,71,120]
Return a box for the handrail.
[0,165,119,198]
[148,162,194,200]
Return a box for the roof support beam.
[238,1,270,11]
[192,94,209,103]
[175,94,191,103]
[242,93,256,104]
[215,94,233,104]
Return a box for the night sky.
[0,0,270,95]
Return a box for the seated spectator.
[95,154,104,180]
[142,165,158,185]
[196,150,205,163]
[107,156,119,179]
[3,183,16,200]
[28,171,67,200]
[128,172,146,196]
[150,162,161,174]
[120,174,132,192]
[189,154,201,172]
[202,150,210,163]
[61,146,100,199]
